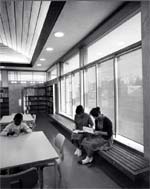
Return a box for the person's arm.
[90,115,95,130]
[21,123,32,133]
[88,115,94,128]
[0,124,12,136]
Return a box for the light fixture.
[40,58,46,61]
[37,64,42,67]
[46,47,53,51]
[54,32,64,38]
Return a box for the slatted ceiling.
[0,0,51,63]
[27,1,42,57]
[0,17,7,45]
[7,1,16,51]
[29,1,51,58]
[15,0,23,53]
[26,1,41,57]
[0,1,11,48]
[22,1,32,56]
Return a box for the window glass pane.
[20,72,32,81]
[117,48,143,144]
[66,75,72,117]
[60,78,66,113]
[48,66,57,80]
[33,72,46,82]
[72,72,80,117]
[97,59,114,129]
[8,71,17,81]
[87,13,141,64]
[85,66,96,113]
[62,53,79,75]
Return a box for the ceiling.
[0,0,123,71]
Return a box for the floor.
[35,113,149,189]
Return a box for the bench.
[49,114,150,181]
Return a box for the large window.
[57,12,143,151]
[65,75,72,117]
[84,66,96,113]
[47,65,57,80]
[72,72,80,117]
[60,78,66,113]
[8,71,46,83]
[87,13,141,64]
[61,53,79,75]
[97,59,114,128]
[116,48,143,145]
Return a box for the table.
[0,114,34,125]
[0,131,59,188]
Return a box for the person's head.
[90,107,101,118]
[14,113,23,126]
[75,105,84,115]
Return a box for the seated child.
[0,113,32,136]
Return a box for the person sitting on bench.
[71,105,94,157]
[80,107,113,164]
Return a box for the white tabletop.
[0,131,59,170]
[0,114,34,124]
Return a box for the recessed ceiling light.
[37,64,42,67]
[54,32,64,38]
[40,58,46,61]
[46,47,54,51]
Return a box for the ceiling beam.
[31,1,66,67]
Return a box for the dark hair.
[76,105,84,115]
[90,107,101,117]
[14,113,23,126]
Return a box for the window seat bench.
[49,114,150,181]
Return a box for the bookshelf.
[0,87,9,117]
[46,85,53,114]
[23,85,47,114]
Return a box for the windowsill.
[114,134,144,153]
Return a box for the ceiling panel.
[0,1,11,47]
[15,1,23,53]
[29,1,50,58]
[0,0,51,64]
[26,1,41,57]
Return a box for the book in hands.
[83,126,94,134]
[73,127,94,134]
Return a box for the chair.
[0,167,38,189]
[28,114,36,130]
[32,114,36,124]
[43,133,65,186]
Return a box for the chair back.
[32,114,36,123]
[54,133,65,161]
[0,167,38,189]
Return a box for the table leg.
[38,166,44,189]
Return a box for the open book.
[73,127,94,134]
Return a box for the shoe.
[82,156,93,165]
[77,149,82,157]
[74,148,79,156]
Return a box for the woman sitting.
[80,107,113,164]
[71,105,93,157]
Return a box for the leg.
[38,166,44,189]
